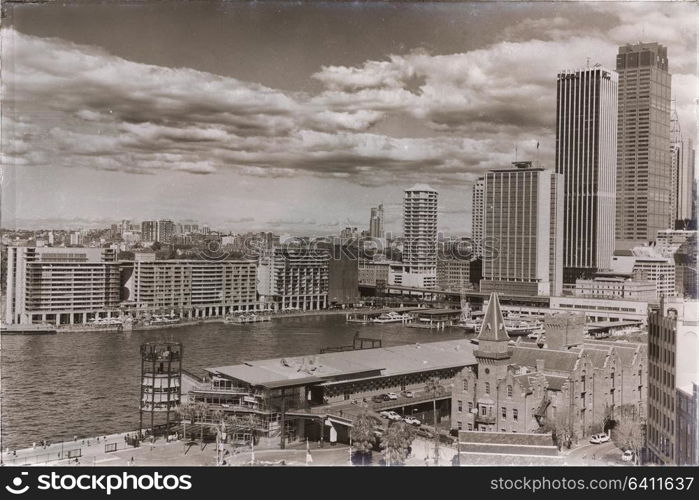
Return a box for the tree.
[175,402,195,442]
[381,422,415,466]
[351,412,377,465]
[424,376,442,464]
[544,407,576,450]
[193,402,209,450]
[612,405,645,465]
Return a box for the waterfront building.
[616,43,672,247]
[549,295,650,325]
[573,273,657,302]
[120,253,259,319]
[647,298,699,465]
[396,184,438,289]
[452,294,647,438]
[471,178,485,258]
[556,65,618,282]
[257,247,329,311]
[480,162,563,296]
[358,259,391,286]
[327,245,360,306]
[183,338,477,447]
[369,203,385,239]
[437,257,471,291]
[4,246,120,325]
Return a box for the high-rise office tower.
[399,184,438,288]
[480,162,563,296]
[556,65,618,283]
[670,108,695,225]
[616,43,672,246]
[471,177,485,258]
[369,203,385,239]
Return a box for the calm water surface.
[1,315,467,449]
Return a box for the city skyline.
[1,1,697,235]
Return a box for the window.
[501,407,507,418]
[481,406,487,416]
[463,380,468,391]
[457,421,463,430]
[485,382,490,394]
[457,400,463,412]
[507,385,513,398]
[468,402,473,412]
[513,409,518,421]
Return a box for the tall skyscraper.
[369,203,384,239]
[471,177,484,258]
[556,65,618,283]
[670,108,695,225]
[398,184,437,288]
[480,162,563,296]
[616,42,672,246]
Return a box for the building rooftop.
[509,346,579,373]
[405,184,437,193]
[206,338,477,389]
[478,292,510,343]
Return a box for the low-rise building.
[184,338,477,447]
[451,294,647,440]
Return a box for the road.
[564,440,625,465]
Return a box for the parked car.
[381,394,392,402]
[403,416,421,426]
[402,390,414,398]
[386,392,399,400]
[589,433,610,444]
[385,411,402,421]
[621,450,635,462]
[372,395,384,404]
[379,411,392,419]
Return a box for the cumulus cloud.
[1,0,696,197]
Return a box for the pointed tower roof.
[477,292,510,342]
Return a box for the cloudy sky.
[1,1,696,235]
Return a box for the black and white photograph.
[0,0,697,480]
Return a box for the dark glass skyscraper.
[555,66,618,283]
[616,42,672,247]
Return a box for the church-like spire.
[477,292,510,342]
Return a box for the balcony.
[475,413,495,425]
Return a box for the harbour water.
[1,314,468,449]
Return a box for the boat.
[224,313,271,324]
[149,316,181,325]
[1,323,57,335]
[460,318,482,331]
[504,320,541,336]
[372,311,411,324]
